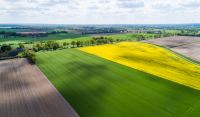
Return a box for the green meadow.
[0,33,156,50]
[36,49,200,117]
[0,33,156,44]
[107,33,155,40]
[0,33,90,44]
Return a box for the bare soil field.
[0,58,79,117]
[171,42,200,61]
[143,36,200,61]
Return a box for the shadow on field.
[53,61,109,117]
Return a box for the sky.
[0,0,200,24]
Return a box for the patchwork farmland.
[1,1,200,116]
[1,26,200,117]
[36,48,200,117]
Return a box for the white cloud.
[0,0,199,24]
[117,0,144,8]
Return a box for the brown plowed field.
[143,36,200,61]
[171,42,200,61]
[0,58,79,117]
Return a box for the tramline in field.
[36,47,200,117]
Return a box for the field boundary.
[0,56,18,61]
[36,65,80,117]
[150,43,200,65]
[79,42,200,90]
[170,40,200,48]
[79,48,200,91]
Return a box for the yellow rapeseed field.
[79,42,200,90]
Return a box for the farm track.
[0,58,79,117]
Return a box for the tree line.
[0,30,68,38]
[32,36,125,52]
[31,34,166,52]
[177,30,200,37]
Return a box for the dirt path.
[0,58,79,117]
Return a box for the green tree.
[80,41,84,47]
[63,42,67,48]
[84,40,90,46]
[52,42,60,50]
[1,44,11,52]
[36,43,42,50]
[71,41,76,48]
[18,43,25,49]
[108,38,114,43]
[18,49,36,64]
[43,43,49,50]
[136,35,145,41]
[66,42,70,48]
[90,39,96,45]
[76,41,81,47]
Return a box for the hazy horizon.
[0,23,200,25]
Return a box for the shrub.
[1,44,11,52]
[18,49,36,64]
[18,43,25,48]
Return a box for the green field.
[164,30,181,33]
[0,33,157,51]
[36,49,200,117]
[0,33,155,45]
[0,33,90,44]
[107,33,155,40]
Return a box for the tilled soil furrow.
[0,58,79,117]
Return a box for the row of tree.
[146,31,177,38]
[0,43,27,55]
[177,30,200,36]
[0,30,68,38]
[0,33,165,54]
[0,43,36,63]
[32,34,165,52]
[32,37,126,51]
[33,41,60,51]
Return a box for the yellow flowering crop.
[79,42,200,90]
